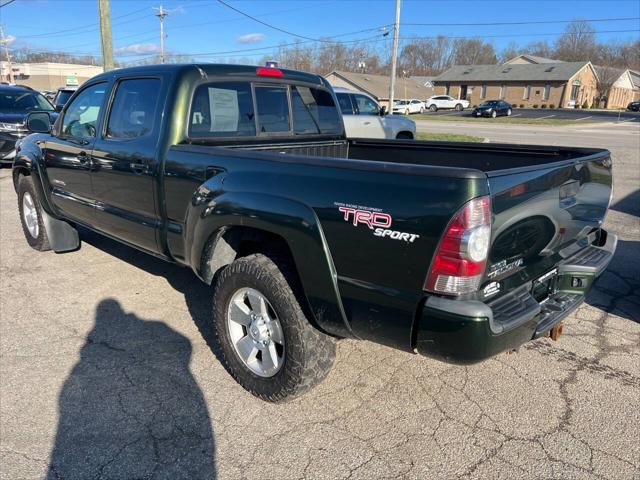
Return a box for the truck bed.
[211,137,607,174]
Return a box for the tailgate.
[482,151,612,300]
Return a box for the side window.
[106,79,160,139]
[335,93,354,115]
[61,83,106,139]
[255,85,290,134]
[353,95,380,115]
[189,82,256,137]
[291,86,342,135]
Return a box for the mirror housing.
[26,112,52,134]
[379,105,387,116]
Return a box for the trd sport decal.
[335,203,420,243]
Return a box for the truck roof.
[90,63,326,86]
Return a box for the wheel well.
[396,131,414,139]
[200,226,295,285]
[13,167,29,191]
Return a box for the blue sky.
[1,0,639,63]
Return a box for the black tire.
[396,132,413,140]
[212,254,336,402]
[429,104,437,112]
[455,103,463,111]
[17,175,51,251]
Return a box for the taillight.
[425,196,491,295]
[256,67,284,77]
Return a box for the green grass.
[411,114,598,126]
[415,132,485,143]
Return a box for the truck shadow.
[47,297,216,479]
[610,189,640,217]
[587,239,639,323]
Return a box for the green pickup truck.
[13,64,616,401]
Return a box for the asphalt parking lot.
[1,121,639,479]
[416,107,640,122]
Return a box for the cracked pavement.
[1,122,639,479]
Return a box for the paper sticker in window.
[208,87,239,132]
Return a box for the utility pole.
[388,0,401,110]
[0,25,14,84]
[98,0,114,71]
[154,4,168,64]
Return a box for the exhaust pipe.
[545,322,564,341]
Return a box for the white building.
[0,62,103,90]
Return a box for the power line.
[402,16,640,27]
[0,0,17,8]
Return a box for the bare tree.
[594,65,621,107]
[554,20,597,61]
[524,40,554,59]
[498,41,522,63]
[452,38,497,65]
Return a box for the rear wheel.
[455,103,463,111]
[17,176,50,251]
[212,254,336,402]
[429,104,437,112]
[507,108,512,116]
[396,132,413,140]
[419,106,425,114]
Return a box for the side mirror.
[379,105,387,116]
[26,112,52,134]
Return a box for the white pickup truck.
[425,95,470,112]
[333,87,417,139]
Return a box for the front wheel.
[213,254,336,402]
[491,110,497,118]
[419,107,425,114]
[429,104,437,112]
[507,108,512,116]
[17,176,51,251]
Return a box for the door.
[44,82,108,224]
[352,94,386,138]
[444,95,456,108]
[460,86,468,101]
[335,92,360,138]
[90,77,163,252]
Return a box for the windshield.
[0,90,54,113]
[480,101,499,107]
[55,90,74,106]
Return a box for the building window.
[480,84,487,99]
[500,85,507,99]
[543,84,550,101]
[523,85,531,100]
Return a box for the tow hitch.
[545,321,564,341]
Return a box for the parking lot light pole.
[388,0,401,111]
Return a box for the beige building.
[325,70,434,109]
[433,61,599,109]
[0,62,103,91]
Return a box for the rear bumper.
[415,229,617,364]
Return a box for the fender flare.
[186,189,353,338]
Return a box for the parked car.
[0,84,56,165]
[472,100,513,118]
[334,88,416,139]
[52,86,78,112]
[42,90,56,102]
[627,101,640,112]
[425,95,469,112]
[392,99,425,115]
[15,64,616,402]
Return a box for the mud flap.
[41,209,80,252]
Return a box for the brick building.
[0,62,103,90]
[433,61,599,109]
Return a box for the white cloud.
[0,35,16,46]
[237,33,266,44]
[115,43,161,55]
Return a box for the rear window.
[188,81,341,138]
[291,86,341,135]
[190,82,256,137]
[255,85,290,134]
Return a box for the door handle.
[130,163,149,175]
[363,121,371,125]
